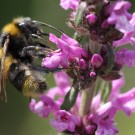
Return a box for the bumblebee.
[0,17,62,102]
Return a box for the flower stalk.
[79,81,96,116]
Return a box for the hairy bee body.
[9,62,47,97]
[0,17,51,101]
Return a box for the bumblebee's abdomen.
[22,76,47,97]
[8,62,47,97]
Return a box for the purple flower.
[105,1,135,47]
[112,87,135,116]
[29,95,59,118]
[60,0,80,10]
[50,110,80,132]
[113,13,135,47]
[96,119,118,135]
[91,102,118,135]
[106,1,132,25]
[88,74,135,135]
[109,76,125,100]
[115,48,135,67]
[109,76,135,116]
[42,33,88,68]
[42,50,68,68]
[50,33,87,58]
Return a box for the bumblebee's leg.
[23,46,52,51]
[30,34,49,43]
[30,66,63,73]
[30,66,50,73]
[35,42,52,49]
[0,35,10,102]
[19,23,49,43]
[22,46,53,57]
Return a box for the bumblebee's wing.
[0,36,9,102]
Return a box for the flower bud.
[91,54,103,68]
[86,13,97,24]
[90,71,96,77]
[79,59,87,69]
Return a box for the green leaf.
[60,86,79,111]
[106,45,115,74]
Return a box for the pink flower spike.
[86,13,97,24]
[91,54,103,68]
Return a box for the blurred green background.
[0,0,135,135]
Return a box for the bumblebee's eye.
[18,22,40,35]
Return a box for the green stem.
[79,82,96,117]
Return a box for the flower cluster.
[30,72,135,134]
[30,0,135,135]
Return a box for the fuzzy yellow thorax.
[2,23,20,36]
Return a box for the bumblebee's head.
[2,17,62,40]
[2,17,46,37]
[15,17,44,36]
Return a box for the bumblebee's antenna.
[33,21,64,34]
